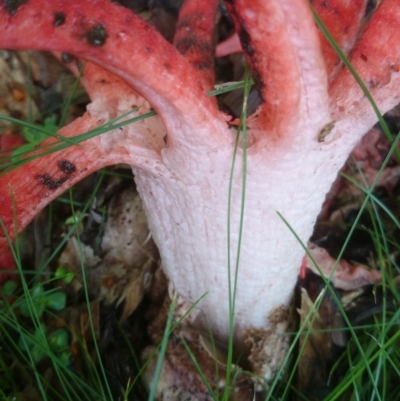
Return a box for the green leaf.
[18,323,47,363]
[12,116,59,162]
[20,298,46,318]
[22,116,58,145]
[58,350,71,366]
[45,291,66,311]
[11,143,35,161]
[55,266,75,283]
[20,284,46,317]
[30,344,46,363]
[31,284,44,297]
[48,329,69,352]
[65,214,86,225]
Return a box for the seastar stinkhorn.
[1,0,400,379]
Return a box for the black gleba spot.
[53,11,66,27]
[38,173,64,190]
[86,24,108,46]
[59,160,76,174]
[4,0,27,15]
[37,159,76,190]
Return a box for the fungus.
[1,0,399,384]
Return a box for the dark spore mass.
[38,159,76,190]
[61,52,74,64]
[59,160,76,174]
[86,24,108,46]
[38,173,63,190]
[4,0,27,15]
[54,11,66,27]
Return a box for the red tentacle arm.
[2,121,98,203]
[227,0,329,145]
[217,0,368,81]
[0,102,168,267]
[330,0,400,144]
[313,0,368,80]
[0,0,227,149]
[0,115,109,266]
[173,0,218,92]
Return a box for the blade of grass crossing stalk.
[224,65,252,400]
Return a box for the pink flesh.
[1,0,400,354]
